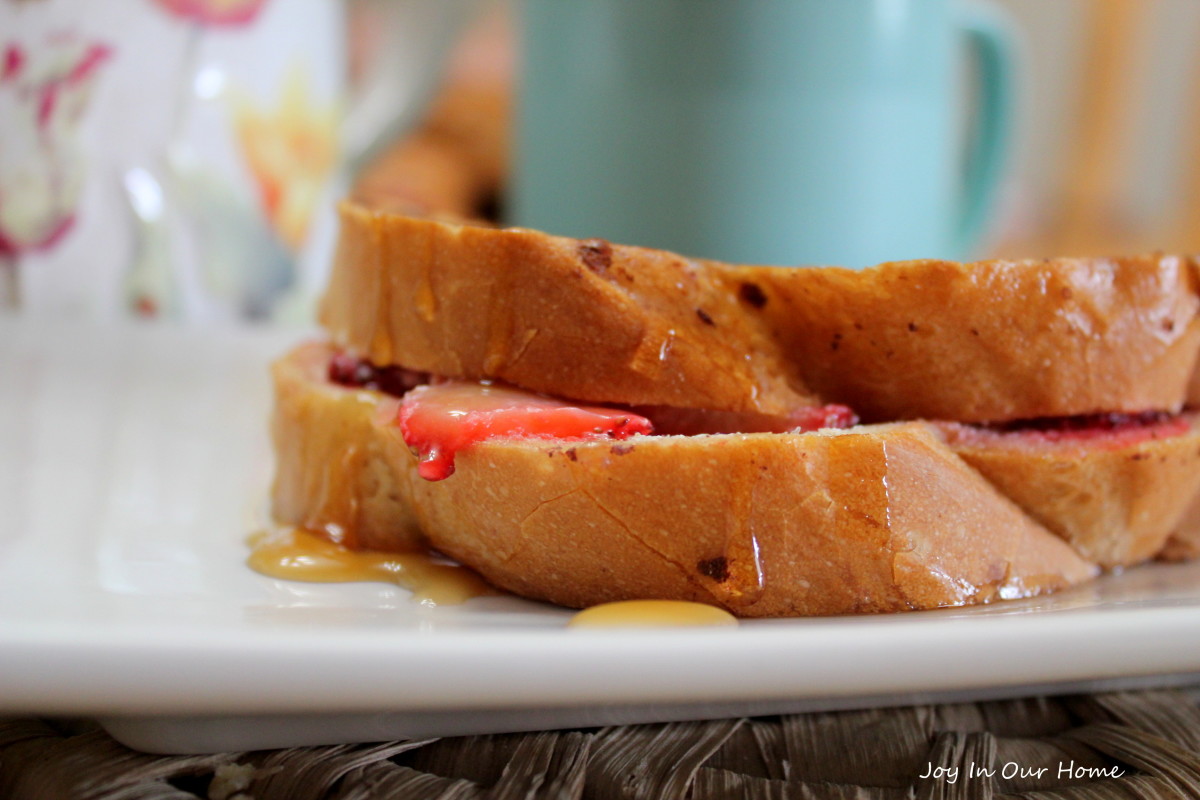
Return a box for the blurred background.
[360,0,1200,259]
[989,0,1200,259]
[4,0,1200,320]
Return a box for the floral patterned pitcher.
[0,0,476,320]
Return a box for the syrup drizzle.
[567,600,738,628]
[247,528,492,606]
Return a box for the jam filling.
[976,411,1190,448]
[637,404,858,436]
[325,354,1190,478]
[329,352,429,397]
[399,382,654,480]
[326,354,860,481]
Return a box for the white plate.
[2,316,1200,755]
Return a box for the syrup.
[567,600,738,628]
[247,528,491,605]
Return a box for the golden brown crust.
[321,205,1200,423]
[939,419,1200,568]
[744,257,1200,422]
[321,204,814,415]
[271,344,1100,617]
[407,427,1098,617]
[270,343,424,552]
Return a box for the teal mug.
[511,0,1016,267]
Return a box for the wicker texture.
[4,689,1200,799]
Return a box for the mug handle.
[341,0,482,176]
[953,1,1018,258]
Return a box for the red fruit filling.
[323,355,1185,476]
[977,411,1190,449]
[326,354,856,435]
[328,354,859,480]
[633,404,857,435]
[789,404,859,431]
[398,382,654,481]
[329,352,429,397]
[328,355,1190,461]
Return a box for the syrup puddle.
[247,528,492,605]
[568,600,738,629]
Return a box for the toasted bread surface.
[321,204,814,415]
[404,425,1098,616]
[322,204,1200,423]
[940,419,1200,568]
[741,257,1200,422]
[271,344,1103,616]
[271,343,425,552]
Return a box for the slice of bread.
[271,343,424,552]
[404,423,1099,617]
[271,344,1101,616]
[939,419,1200,568]
[321,204,814,415]
[738,257,1200,423]
[322,204,1200,423]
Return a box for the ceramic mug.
[0,0,476,319]
[511,0,1016,267]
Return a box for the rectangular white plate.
[2,316,1199,755]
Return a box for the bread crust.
[743,257,1200,422]
[270,343,424,552]
[271,344,1102,616]
[940,420,1200,568]
[322,204,1200,423]
[321,204,814,415]
[407,427,1099,617]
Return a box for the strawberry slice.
[398,382,654,481]
[785,404,858,431]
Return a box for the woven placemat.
[4,688,1200,799]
